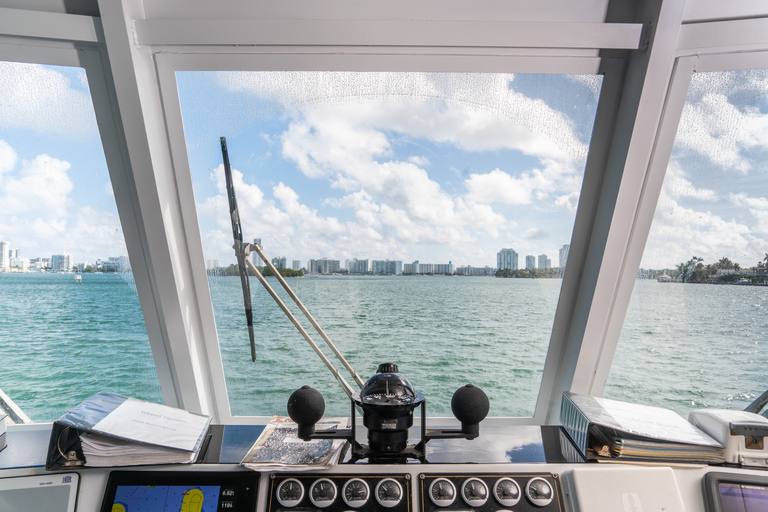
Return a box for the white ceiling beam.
[134,19,642,50]
[0,7,102,43]
[677,17,768,56]
[144,0,611,23]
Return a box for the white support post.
[97,0,220,419]
[538,0,688,424]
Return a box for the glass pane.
[177,71,602,417]
[605,69,768,415]
[0,61,163,421]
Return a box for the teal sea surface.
[0,273,766,421]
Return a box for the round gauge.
[276,478,304,508]
[429,478,456,507]
[309,478,337,508]
[525,477,554,507]
[494,478,521,507]
[461,478,489,507]
[342,478,370,508]
[375,478,403,508]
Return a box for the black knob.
[287,385,325,439]
[451,384,489,437]
[377,362,398,374]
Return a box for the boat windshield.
[605,68,768,416]
[176,71,603,418]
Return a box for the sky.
[177,71,599,268]
[2,62,768,270]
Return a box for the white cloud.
[730,193,768,235]
[0,140,17,174]
[2,155,73,217]
[219,71,588,162]
[523,228,549,240]
[408,155,430,166]
[0,62,98,139]
[0,142,125,260]
[676,92,768,172]
[201,164,290,240]
[641,190,759,268]
[663,161,718,201]
[554,191,580,215]
[464,159,577,206]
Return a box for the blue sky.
[2,62,768,270]
[177,71,600,268]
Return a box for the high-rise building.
[538,254,550,269]
[371,260,402,275]
[10,257,29,271]
[526,255,536,270]
[308,258,340,274]
[206,258,220,270]
[347,258,370,274]
[403,261,454,274]
[0,241,9,270]
[251,238,263,266]
[292,259,302,271]
[103,255,130,272]
[271,256,287,269]
[497,248,518,271]
[559,244,570,269]
[51,253,73,272]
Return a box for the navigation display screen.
[112,485,221,512]
[719,483,768,512]
[100,472,257,512]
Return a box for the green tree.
[677,256,703,283]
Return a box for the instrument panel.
[419,474,562,512]
[267,472,561,512]
[268,474,412,512]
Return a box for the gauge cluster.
[420,474,561,512]
[269,474,410,512]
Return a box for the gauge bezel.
[461,477,489,507]
[309,478,337,508]
[428,477,457,507]
[342,478,370,508]
[493,477,522,507]
[276,478,304,508]
[375,478,404,508]
[525,477,554,507]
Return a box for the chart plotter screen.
[100,471,257,512]
[111,485,221,512]
[718,483,768,512]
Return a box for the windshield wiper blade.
[218,137,362,397]
[221,136,256,362]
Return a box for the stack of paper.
[561,391,724,463]
[46,392,211,469]
[79,432,198,467]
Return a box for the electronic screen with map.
[100,471,257,512]
[705,472,768,512]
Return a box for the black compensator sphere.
[451,384,489,436]
[287,385,325,438]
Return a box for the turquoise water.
[0,273,766,422]
[605,280,768,413]
[0,273,162,421]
